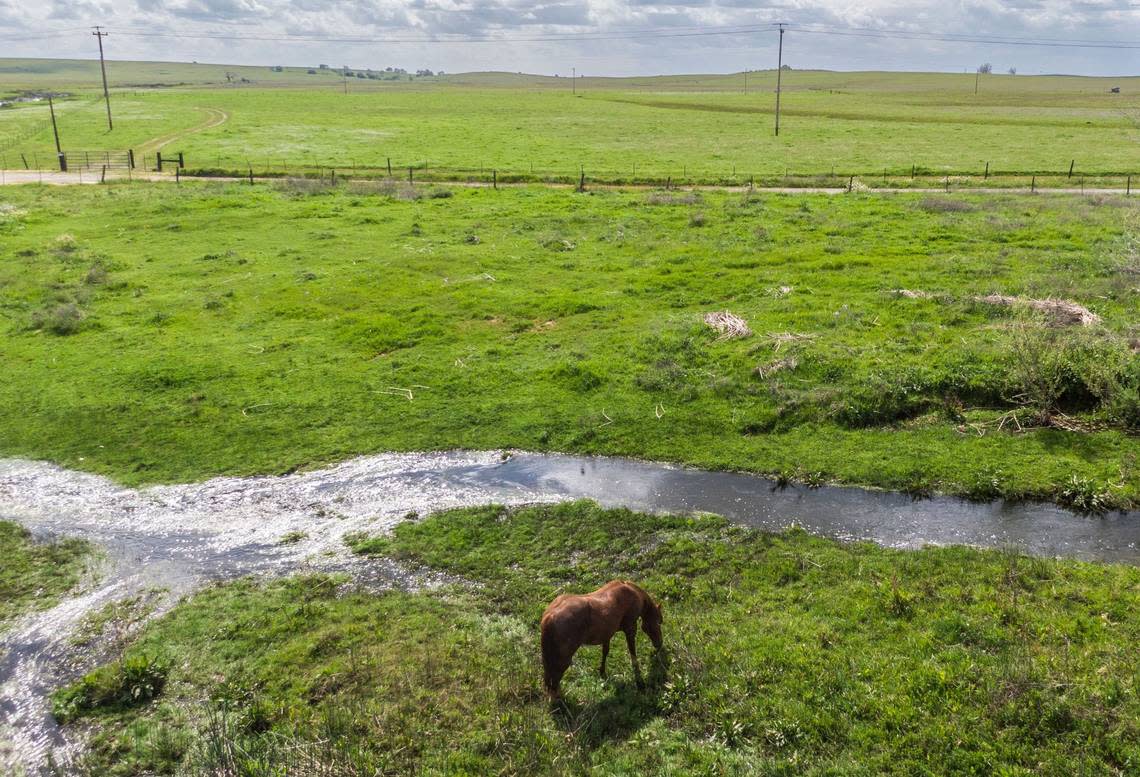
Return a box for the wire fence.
[2,149,1138,193]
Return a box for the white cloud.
[0,0,1136,75]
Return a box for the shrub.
[84,262,108,285]
[53,653,168,722]
[1057,476,1114,515]
[30,302,84,335]
[688,212,707,227]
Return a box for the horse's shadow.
[550,648,671,750]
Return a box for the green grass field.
[0,520,92,629]
[1,181,1136,507]
[55,502,1140,775]
[2,61,1138,184]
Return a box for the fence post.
[493,170,497,190]
[176,167,180,185]
[408,166,413,184]
[944,176,950,193]
[847,175,853,193]
[1068,160,1074,178]
[178,152,185,169]
[666,176,671,190]
[1031,175,1036,193]
[387,157,392,176]
[20,153,28,169]
[128,149,135,169]
[248,165,254,185]
[984,161,989,179]
[157,152,164,172]
[911,163,915,179]
[58,152,67,172]
[1128,175,1132,196]
[578,169,585,192]
[85,151,91,169]
[100,165,106,184]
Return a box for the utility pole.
[572,67,576,95]
[774,23,786,136]
[974,67,980,95]
[92,26,112,130]
[343,65,349,94]
[49,95,66,171]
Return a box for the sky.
[1,0,1138,77]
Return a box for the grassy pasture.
[55,502,1140,775]
[0,519,92,629]
[0,181,1136,507]
[1,63,1138,182]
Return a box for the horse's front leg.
[599,638,610,678]
[624,625,643,687]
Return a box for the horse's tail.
[540,620,560,695]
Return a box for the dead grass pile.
[891,289,934,299]
[704,311,752,340]
[754,356,799,378]
[645,192,701,206]
[763,331,816,352]
[918,197,975,213]
[975,294,1101,327]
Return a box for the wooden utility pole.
[343,65,349,94]
[774,24,786,136]
[48,95,66,171]
[92,26,112,130]
[572,67,576,95]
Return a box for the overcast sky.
[1,0,1138,77]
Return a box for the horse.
[540,580,663,699]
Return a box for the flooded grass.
[55,501,1140,775]
[0,520,92,628]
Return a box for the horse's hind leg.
[599,638,610,678]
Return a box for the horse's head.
[641,597,664,650]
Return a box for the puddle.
[1,450,1136,774]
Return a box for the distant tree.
[1008,67,1017,75]
[307,69,317,75]
[780,64,791,70]
[271,66,284,72]
[978,63,992,74]
[319,64,329,69]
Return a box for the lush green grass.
[0,182,1136,506]
[57,501,1140,775]
[2,66,1138,182]
[0,519,93,628]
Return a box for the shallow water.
[1,450,1136,774]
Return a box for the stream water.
[1,450,1136,774]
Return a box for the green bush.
[53,654,169,722]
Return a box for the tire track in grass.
[136,106,229,155]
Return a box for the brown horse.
[540,580,663,699]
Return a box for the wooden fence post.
[387,157,392,176]
[1068,160,1075,178]
[128,149,135,169]
[408,166,413,184]
[493,170,497,190]
[248,165,254,185]
[984,161,989,179]
[1128,176,1132,196]
[1031,175,1036,193]
[156,152,163,172]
